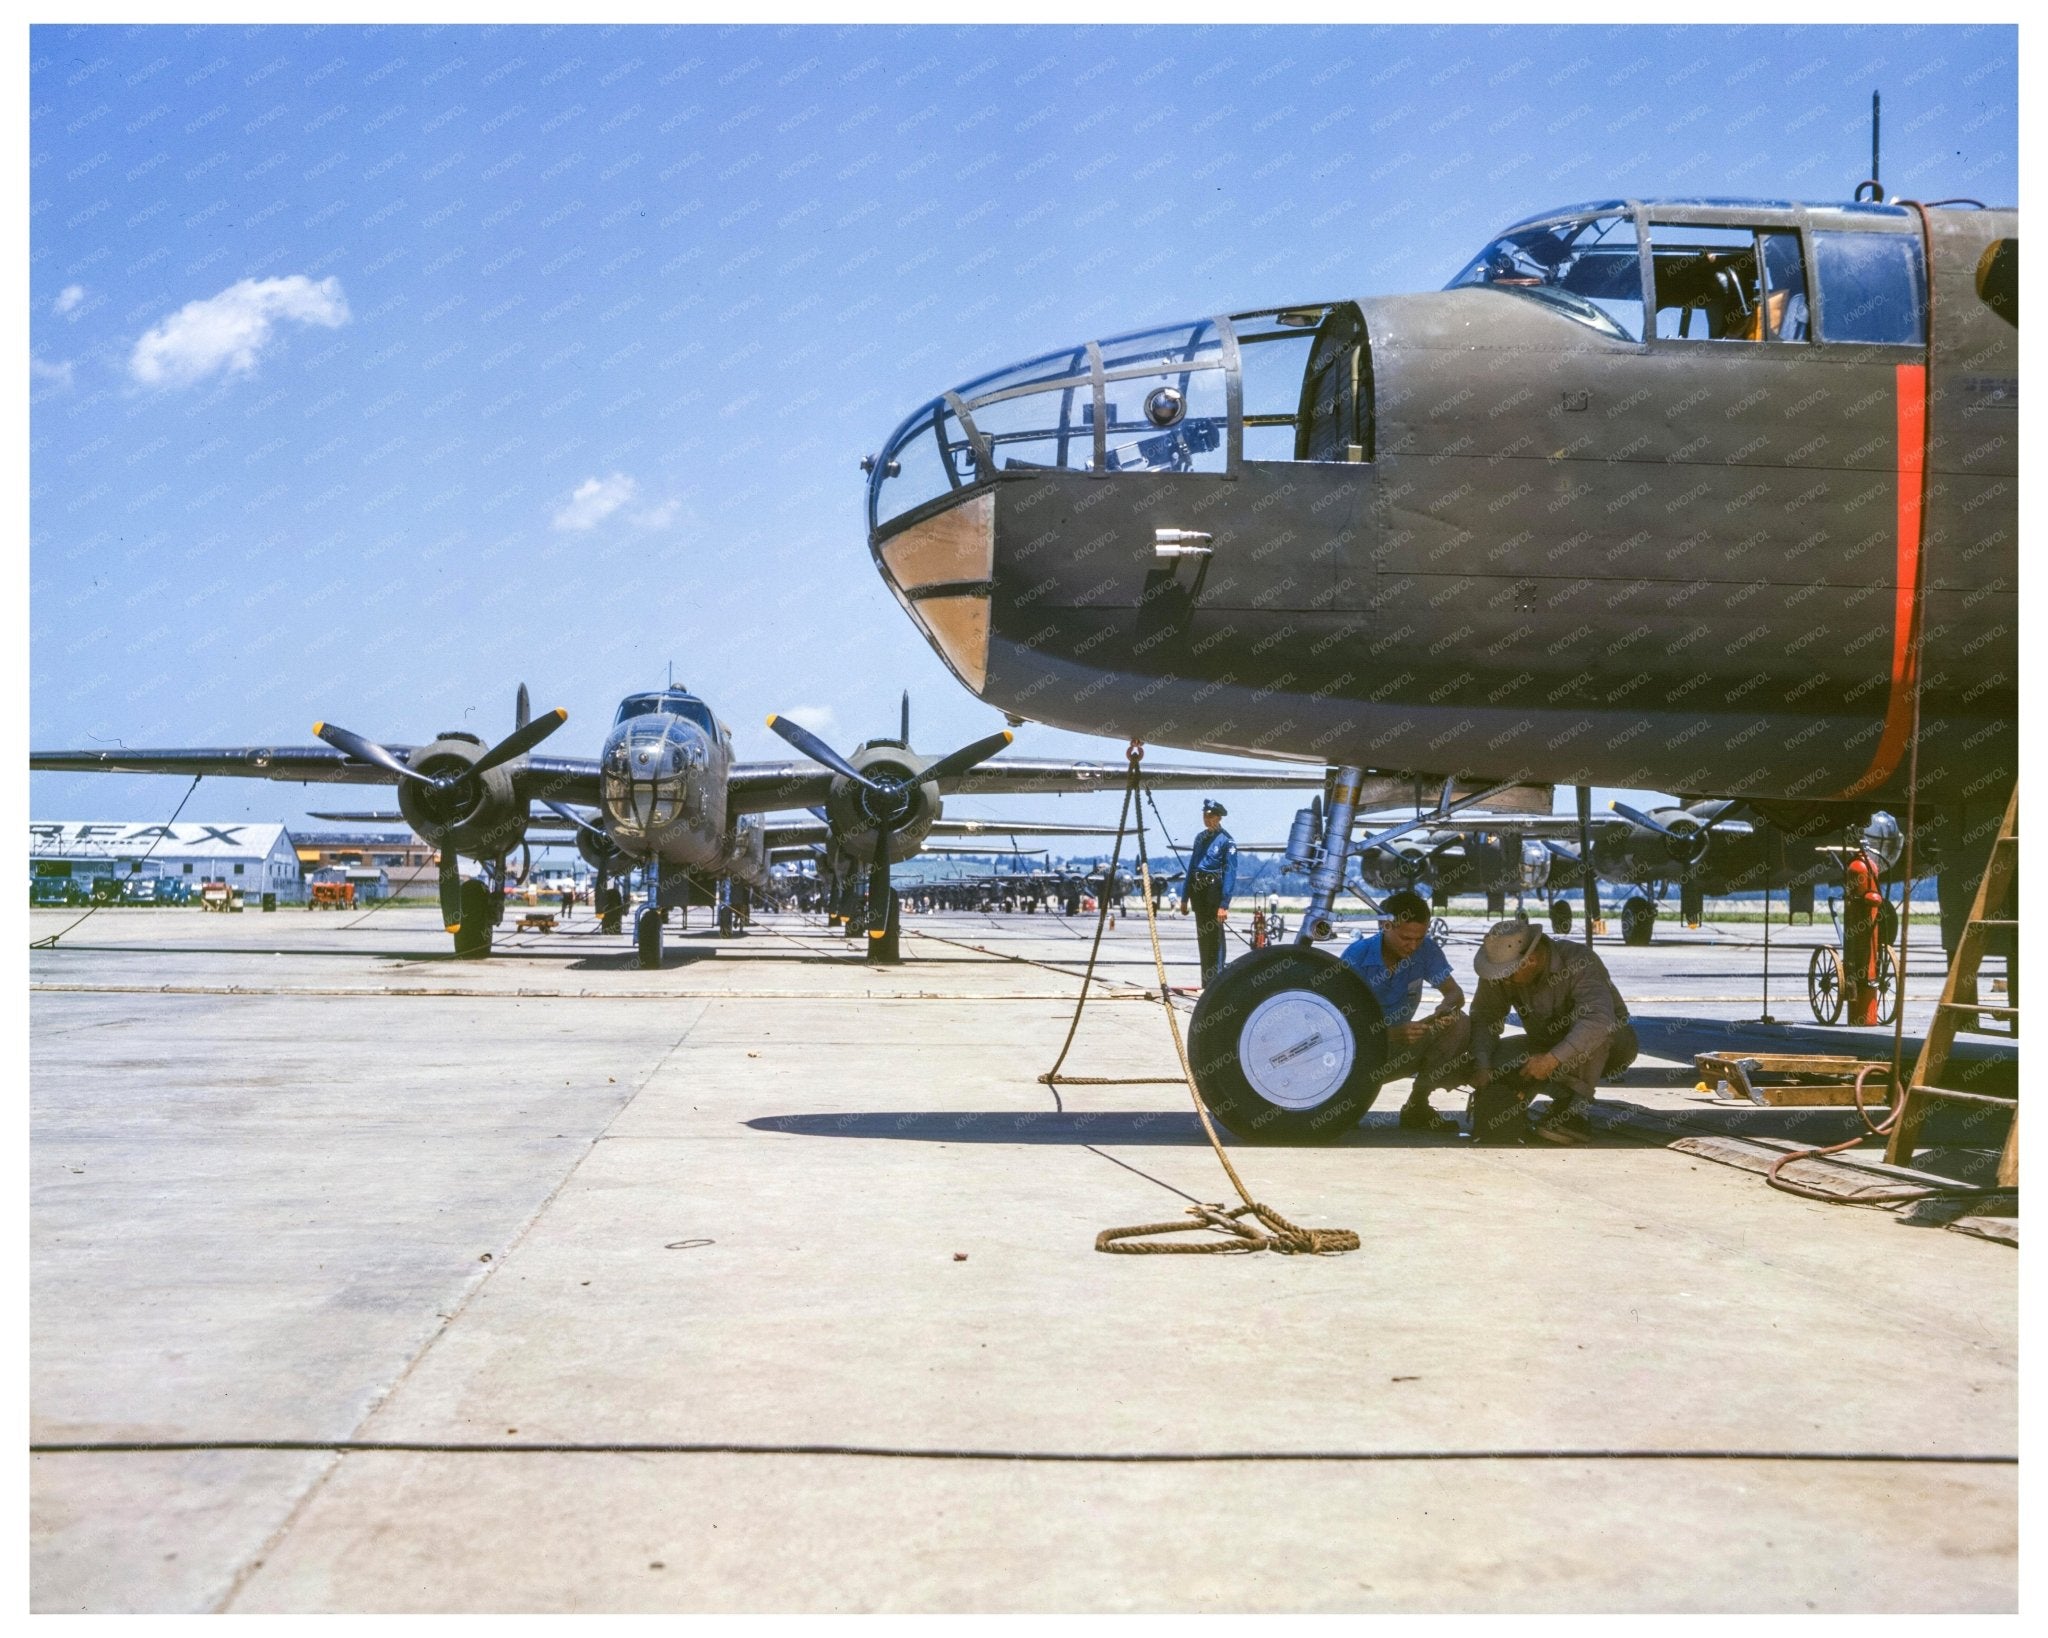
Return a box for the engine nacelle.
[396,733,527,860]
[575,824,627,876]
[716,818,773,892]
[823,740,940,864]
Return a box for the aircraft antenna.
[1872,91,1881,195]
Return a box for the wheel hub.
[1237,991,1357,1111]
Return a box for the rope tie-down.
[1041,741,1359,1256]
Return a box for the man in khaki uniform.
[1468,919,1639,1144]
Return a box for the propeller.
[764,712,1017,943]
[314,695,570,933]
[1611,799,1722,868]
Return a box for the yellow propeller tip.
[765,713,779,727]
[312,721,324,734]
[1000,730,1015,744]
[553,707,567,721]
[445,923,462,933]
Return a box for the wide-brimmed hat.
[1474,918,1547,980]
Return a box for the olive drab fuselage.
[865,198,2017,820]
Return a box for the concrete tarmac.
[30,903,2014,1612]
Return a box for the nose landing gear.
[1187,946,1388,1143]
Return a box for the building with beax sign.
[28,822,306,904]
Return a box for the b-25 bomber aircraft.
[863,192,2016,1139]
[32,682,1327,967]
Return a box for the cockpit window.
[1650,222,1809,342]
[1448,213,1645,341]
[615,692,716,734]
[1812,231,1926,344]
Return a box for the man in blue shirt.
[1340,889,1470,1133]
[1182,799,1237,986]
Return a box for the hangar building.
[28,822,306,903]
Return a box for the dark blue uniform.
[1184,824,1237,985]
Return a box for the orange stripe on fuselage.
[1828,362,1927,800]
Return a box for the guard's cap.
[1202,799,1227,817]
[1474,918,1547,980]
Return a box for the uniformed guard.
[1182,799,1237,986]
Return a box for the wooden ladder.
[1885,788,2019,1186]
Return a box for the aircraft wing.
[939,757,1328,798]
[30,744,414,783]
[726,756,1328,814]
[30,745,605,809]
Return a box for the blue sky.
[28,23,2019,851]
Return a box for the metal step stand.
[1884,788,2019,1187]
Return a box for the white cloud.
[783,706,836,735]
[53,285,85,316]
[129,275,350,388]
[630,497,681,529]
[31,356,75,389]
[552,473,638,531]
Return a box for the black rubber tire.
[635,906,663,969]
[718,904,735,936]
[453,879,495,959]
[1621,897,1656,946]
[1186,946,1387,1144]
[1550,899,1573,935]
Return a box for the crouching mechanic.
[1467,920,1639,1144]
[1340,889,1470,1134]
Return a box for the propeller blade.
[765,713,884,792]
[868,820,893,939]
[900,689,910,746]
[471,707,568,777]
[916,728,1016,786]
[438,851,463,932]
[1610,800,1676,838]
[542,798,606,839]
[515,683,530,731]
[314,721,434,785]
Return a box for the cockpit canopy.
[1448,198,1928,346]
[614,689,719,737]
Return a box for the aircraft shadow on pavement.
[743,1109,1675,1148]
[563,948,720,971]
